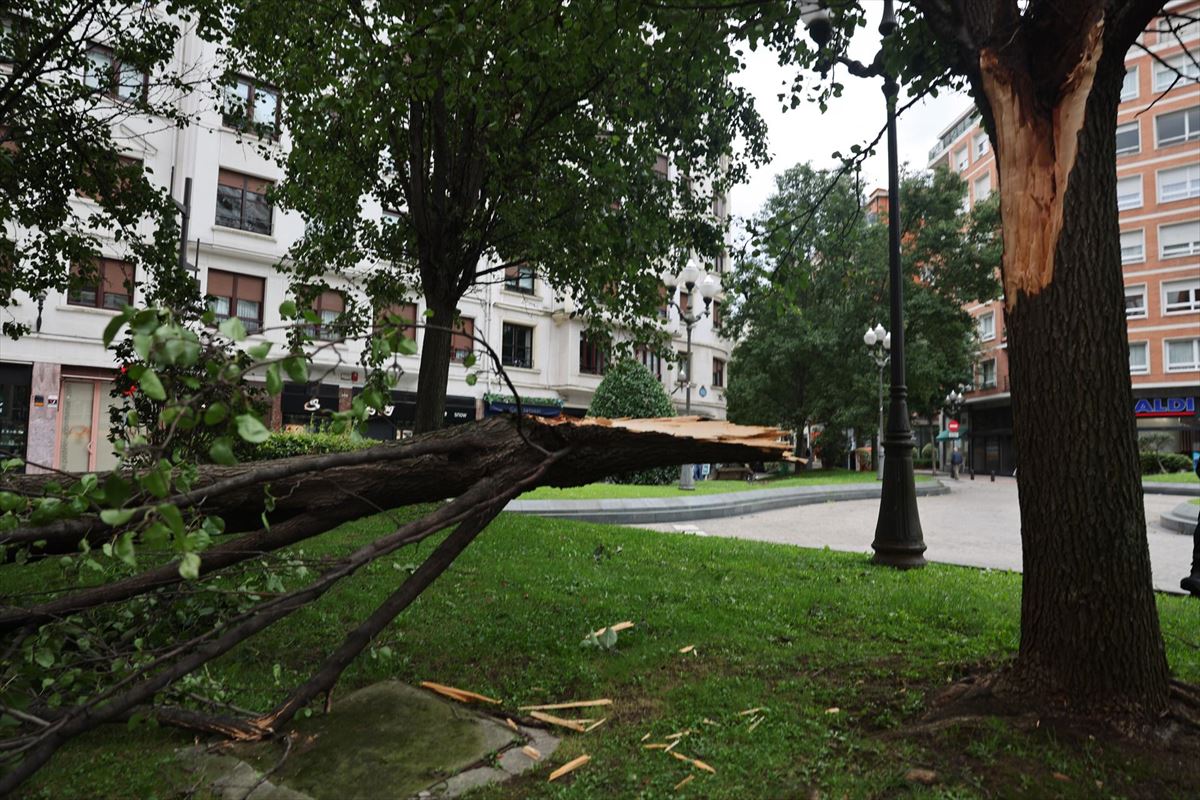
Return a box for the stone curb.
[1160,501,1199,534]
[506,480,951,525]
[1142,482,1200,497]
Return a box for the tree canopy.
[723,163,1000,438]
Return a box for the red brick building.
[923,2,1200,474]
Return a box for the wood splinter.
[548,754,591,782]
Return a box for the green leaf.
[34,648,55,668]
[100,508,136,527]
[463,352,477,368]
[235,414,271,444]
[132,333,153,361]
[139,370,166,401]
[266,362,283,394]
[178,552,201,580]
[465,373,478,386]
[219,316,247,341]
[248,341,272,360]
[279,300,297,318]
[141,466,170,499]
[209,437,237,465]
[114,532,136,566]
[0,492,25,513]
[283,356,308,383]
[203,403,228,426]
[102,313,129,347]
[156,504,185,536]
[396,337,418,356]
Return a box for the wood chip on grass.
[670,752,717,774]
[593,620,635,636]
[529,711,589,732]
[674,774,696,791]
[419,681,501,705]
[678,645,695,654]
[505,718,519,731]
[737,706,764,717]
[584,717,608,733]
[548,755,591,782]
[519,699,612,712]
[521,745,542,761]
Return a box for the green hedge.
[1139,452,1194,475]
[249,431,377,461]
[587,359,677,485]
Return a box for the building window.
[954,146,968,171]
[1128,342,1150,375]
[77,155,142,202]
[1155,107,1200,147]
[1121,66,1139,101]
[450,317,475,362]
[636,347,663,380]
[973,173,991,201]
[711,299,722,328]
[501,323,533,369]
[653,153,669,180]
[979,359,997,388]
[973,132,988,158]
[1160,220,1200,258]
[678,350,692,382]
[712,357,725,388]
[308,290,345,340]
[1116,175,1142,210]
[579,334,607,375]
[503,264,535,294]
[1157,164,1200,203]
[1120,229,1145,263]
[83,44,147,102]
[1163,278,1200,314]
[377,302,419,342]
[216,169,273,235]
[206,270,265,333]
[222,76,280,136]
[68,258,134,309]
[1115,121,1140,155]
[1165,338,1200,372]
[1158,14,1200,41]
[712,193,727,220]
[977,311,995,341]
[1124,285,1148,319]
[1153,54,1200,92]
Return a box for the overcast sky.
[728,41,974,237]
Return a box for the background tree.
[777,0,1191,719]
[586,359,678,485]
[725,163,999,462]
[225,0,768,432]
[0,0,221,337]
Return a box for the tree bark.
[412,294,457,433]
[979,19,1170,713]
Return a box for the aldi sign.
[1134,397,1196,418]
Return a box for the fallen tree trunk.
[0,414,792,794]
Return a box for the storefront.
[1133,389,1199,458]
[0,363,32,465]
[352,388,478,440]
[963,404,1016,476]
[281,382,342,431]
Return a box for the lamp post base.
[679,464,695,491]
[870,433,927,569]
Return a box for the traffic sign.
[947,419,960,434]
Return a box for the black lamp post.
[943,385,965,476]
[801,0,927,568]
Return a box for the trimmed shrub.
[249,431,376,461]
[1139,451,1194,475]
[587,359,677,485]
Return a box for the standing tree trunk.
[413,294,457,434]
[977,12,1169,714]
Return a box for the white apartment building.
[0,26,732,473]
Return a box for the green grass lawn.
[1144,471,1199,484]
[521,468,932,500]
[11,511,1199,799]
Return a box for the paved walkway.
[631,476,1196,596]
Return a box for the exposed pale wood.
[674,774,695,791]
[419,681,501,705]
[584,717,607,733]
[521,745,542,761]
[670,751,716,774]
[518,699,612,711]
[593,621,635,637]
[528,711,588,732]
[547,754,590,781]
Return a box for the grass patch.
[521,468,931,500]
[1144,472,1199,484]
[12,512,1200,799]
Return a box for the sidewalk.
[505,480,950,525]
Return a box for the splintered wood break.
[528,711,588,732]
[978,16,1105,311]
[593,621,635,637]
[522,745,542,761]
[419,681,501,705]
[670,751,717,774]
[678,645,695,654]
[584,717,608,733]
[519,699,613,711]
[674,774,696,791]
[548,754,590,781]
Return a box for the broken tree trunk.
[0,414,792,794]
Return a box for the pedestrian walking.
[950,447,962,481]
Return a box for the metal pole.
[679,317,695,490]
[876,361,884,481]
[870,0,927,568]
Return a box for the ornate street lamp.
[662,264,722,490]
[943,385,966,476]
[803,0,926,568]
[864,323,890,481]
